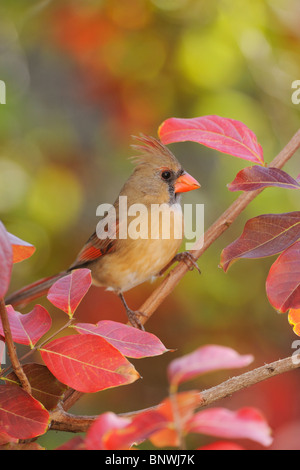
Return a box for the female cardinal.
[6,136,200,328]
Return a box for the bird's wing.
[70,214,119,268]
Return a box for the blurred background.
[0,0,299,450]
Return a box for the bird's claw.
[174,252,201,274]
[126,308,147,330]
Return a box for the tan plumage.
[6,136,200,328]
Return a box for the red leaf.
[107,410,167,450]
[0,222,13,299]
[220,212,300,272]
[86,410,167,450]
[187,407,272,447]
[288,309,300,336]
[7,363,67,410]
[228,166,300,192]
[74,320,169,358]
[167,345,253,387]
[159,116,264,164]
[85,413,131,450]
[0,430,17,445]
[0,305,52,347]
[47,269,92,317]
[7,232,36,263]
[56,436,86,450]
[0,384,49,440]
[150,391,202,448]
[199,441,245,450]
[40,334,140,393]
[0,441,44,450]
[266,241,300,312]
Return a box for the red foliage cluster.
[60,345,271,450]
[160,116,300,318]
[0,230,271,448]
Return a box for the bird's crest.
[130,134,180,169]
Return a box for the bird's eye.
[161,170,172,180]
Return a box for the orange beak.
[174,171,201,193]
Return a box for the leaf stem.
[169,387,186,450]
[0,299,31,394]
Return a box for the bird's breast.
[91,202,183,292]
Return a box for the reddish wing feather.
[77,245,103,262]
[72,224,118,267]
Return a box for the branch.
[50,353,300,433]
[0,299,31,394]
[138,128,300,324]
[199,354,300,407]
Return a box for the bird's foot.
[173,252,201,274]
[118,292,147,330]
[158,252,201,276]
[125,308,147,331]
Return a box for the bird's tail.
[5,271,68,308]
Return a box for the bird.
[6,135,200,329]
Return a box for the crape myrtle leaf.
[0,305,51,347]
[85,413,131,450]
[7,232,36,263]
[150,391,202,448]
[168,345,253,387]
[158,390,202,422]
[0,221,13,299]
[0,442,45,450]
[266,241,300,313]
[47,268,92,317]
[7,363,68,410]
[288,309,300,336]
[40,334,140,393]
[56,436,86,450]
[0,430,18,446]
[159,116,264,164]
[198,441,245,450]
[85,410,167,450]
[220,212,300,272]
[0,384,49,440]
[106,410,167,450]
[74,320,170,358]
[228,166,300,192]
[187,407,273,447]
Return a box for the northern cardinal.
[6,136,200,328]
